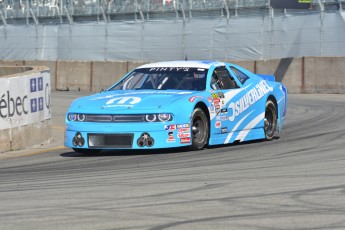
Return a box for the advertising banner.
[0,71,51,130]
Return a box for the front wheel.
[264,100,277,140]
[189,108,209,151]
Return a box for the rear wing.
[256,74,276,82]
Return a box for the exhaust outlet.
[72,132,85,147]
[137,133,154,148]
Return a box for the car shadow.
[207,136,280,150]
[60,136,280,158]
[60,146,190,158]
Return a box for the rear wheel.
[264,100,277,140]
[189,108,209,151]
[72,148,102,154]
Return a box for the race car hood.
[69,90,196,112]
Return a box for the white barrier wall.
[0,67,51,152]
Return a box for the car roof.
[137,60,226,69]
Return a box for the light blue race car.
[65,60,287,153]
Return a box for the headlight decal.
[158,113,172,122]
[67,113,173,122]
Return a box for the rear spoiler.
[256,74,276,82]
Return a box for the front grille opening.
[88,134,134,148]
[85,114,145,122]
[86,115,112,122]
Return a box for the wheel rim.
[192,116,206,143]
[264,105,275,136]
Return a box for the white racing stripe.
[224,110,254,144]
[235,112,265,141]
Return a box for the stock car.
[65,60,287,153]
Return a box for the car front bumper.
[64,121,192,150]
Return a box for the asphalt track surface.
[0,92,345,230]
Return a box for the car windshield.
[109,67,208,91]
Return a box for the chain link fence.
[0,0,343,23]
[1,0,345,61]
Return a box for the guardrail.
[0,66,51,152]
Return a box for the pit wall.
[0,66,51,153]
[1,57,344,94]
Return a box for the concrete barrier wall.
[255,58,303,94]
[0,67,33,76]
[229,60,255,73]
[0,60,25,66]
[0,66,52,153]
[304,57,345,94]
[2,57,344,94]
[0,120,51,152]
[25,61,57,92]
[91,61,128,92]
[56,61,92,91]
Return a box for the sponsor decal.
[180,137,191,144]
[213,98,220,103]
[167,132,175,142]
[165,124,176,131]
[149,67,190,72]
[207,97,213,103]
[178,133,191,138]
[221,115,228,121]
[211,93,219,99]
[178,128,190,133]
[218,92,225,98]
[209,103,215,113]
[221,108,227,114]
[214,97,221,110]
[215,121,221,128]
[188,96,203,102]
[177,124,190,129]
[228,81,272,121]
[221,127,227,133]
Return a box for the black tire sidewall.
[265,100,277,140]
[190,108,209,150]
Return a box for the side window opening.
[230,67,249,84]
[211,67,239,90]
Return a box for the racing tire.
[189,108,209,151]
[264,99,277,140]
[73,148,102,154]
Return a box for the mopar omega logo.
[105,97,141,108]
